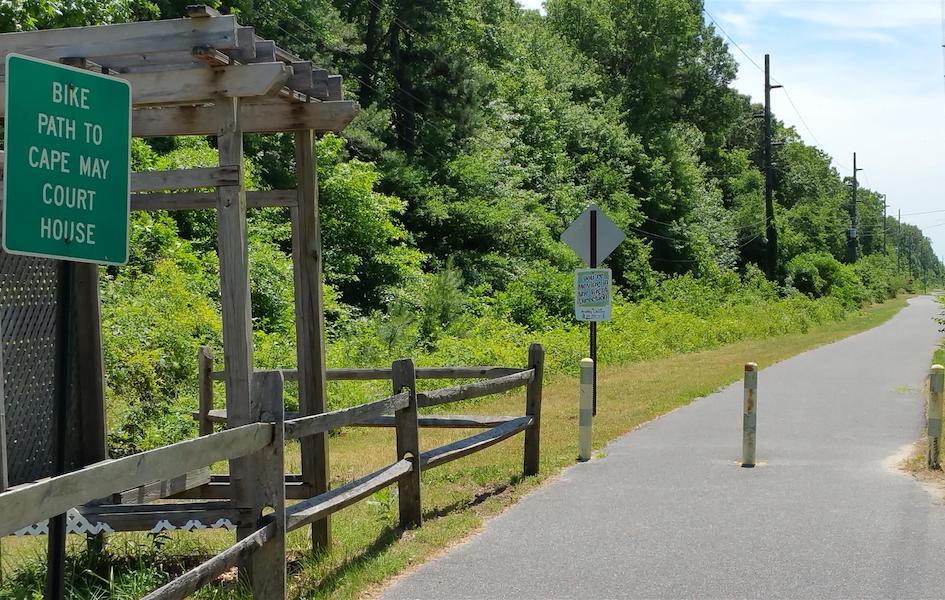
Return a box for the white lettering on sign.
[39,217,96,245]
[37,113,76,140]
[51,81,90,109]
[28,146,70,173]
[83,122,102,145]
[42,183,96,211]
[78,156,109,180]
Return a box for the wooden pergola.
[0,5,357,550]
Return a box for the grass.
[0,296,910,599]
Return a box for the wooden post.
[247,371,286,598]
[198,346,214,436]
[291,129,331,551]
[73,263,108,467]
[214,96,256,541]
[929,365,944,470]
[392,359,421,528]
[523,343,544,476]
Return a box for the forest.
[1,0,942,455]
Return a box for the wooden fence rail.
[0,346,544,599]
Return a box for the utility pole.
[882,194,887,255]
[848,153,862,263]
[897,209,902,272]
[763,54,782,280]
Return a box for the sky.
[517,0,945,257]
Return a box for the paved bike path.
[384,296,944,599]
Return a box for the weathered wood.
[169,479,312,500]
[0,423,272,537]
[246,40,277,64]
[141,522,276,600]
[247,371,286,598]
[284,393,409,440]
[327,75,343,101]
[214,96,257,545]
[131,190,297,211]
[79,501,236,532]
[130,101,359,137]
[418,369,535,408]
[123,63,288,105]
[308,69,329,99]
[420,417,531,470]
[287,61,314,91]
[292,129,332,552]
[113,468,211,504]
[0,62,290,109]
[356,414,524,429]
[72,264,108,467]
[286,459,412,532]
[209,366,525,382]
[198,346,214,436]
[222,27,257,62]
[0,151,5,176]
[192,45,230,67]
[0,16,241,63]
[392,359,422,528]
[523,343,544,476]
[131,166,241,193]
[186,4,222,18]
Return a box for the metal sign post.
[3,54,130,600]
[561,204,625,416]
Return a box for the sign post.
[561,204,625,415]
[3,54,130,600]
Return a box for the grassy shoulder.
[0,297,910,599]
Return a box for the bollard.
[928,365,944,470]
[742,362,758,468]
[579,358,594,462]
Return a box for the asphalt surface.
[383,296,945,599]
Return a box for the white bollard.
[579,358,594,462]
[928,365,944,470]
[742,362,758,468]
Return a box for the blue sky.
[517,0,945,257]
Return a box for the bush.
[785,252,869,309]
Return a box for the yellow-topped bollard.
[928,365,944,470]
[742,363,758,468]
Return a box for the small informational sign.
[574,268,612,322]
[3,54,131,265]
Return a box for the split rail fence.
[0,344,543,599]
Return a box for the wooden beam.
[0,16,240,63]
[214,96,257,549]
[420,417,531,470]
[246,40,277,64]
[123,63,288,105]
[131,190,296,211]
[210,365,524,382]
[286,459,411,532]
[186,4,223,18]
[284,393,409,440]
[523,343,544,476]
[418,370,535,408]
[292,129,332,551]
[287,61,313,91]
[79,501,236,532]
[112,468,211,504]
[142,522,276,600]
[131,166,241,192]
[72,264,108,467]
[169,479,312,500]
[0,423,272,537]
[247,372,286,597]
[131,100,359,137]
[393,359,422,528]
[327,75,343,101]
[198,347,215,436]
[308,69,329,99]
[192,45,230,67]
[356,414,525,429]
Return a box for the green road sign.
[574,268,612,322]
[3,54,130,265]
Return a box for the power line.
[702,9,765,74]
